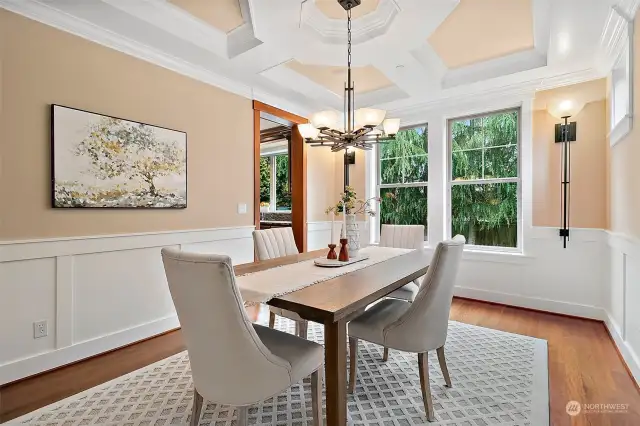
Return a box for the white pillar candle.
[342,201,347,238]
[331,212,335,244]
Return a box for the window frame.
[446,107,522,253]
[375,123,430,244]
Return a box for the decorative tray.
[314,255,370,268]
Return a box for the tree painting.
[52,105,187,208]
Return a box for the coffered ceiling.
[0,0,631,118]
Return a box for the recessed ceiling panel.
[314,0,380,19]
[170,0,244,33]
[428,0,534,69]
[285,60,393,94]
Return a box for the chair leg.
[436,346,452,387]
[382,347,389,362]
[269,311,276,329]
[297,320,308,339]
[311,367,323,426]
[236,406,248,426]
[348,337,358,394]
[417,353,436,422]
[190,388,203,426]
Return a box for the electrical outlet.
[33,320,48,339]
[237,203,247,214]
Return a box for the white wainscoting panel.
[452,228,607,319]
[0,258,57,366]
[607,231,640,384]
[0,226,254,385]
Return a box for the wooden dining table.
[235,248,431,426]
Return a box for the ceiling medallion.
[298,0,400,153]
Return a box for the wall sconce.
[548,99,584,248]
[343,147,356,189]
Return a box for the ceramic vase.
[346,214,360,258]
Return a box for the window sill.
[371,242,531,264]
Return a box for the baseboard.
[0,315,180,386]
[454,287,605,320]
[604,312,640,388]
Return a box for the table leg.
[324,319,347,426]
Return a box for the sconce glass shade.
[383,118,401,135]
[298,123,320,139]
[310,110,339,129]
[355,108,386,128]
[548,99,585,119]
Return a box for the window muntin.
[449,110,520,249]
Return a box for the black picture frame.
[51,104,187,209]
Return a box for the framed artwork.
[51,104,187,208]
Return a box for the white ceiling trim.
[0,0,313,117]
[390,67,603,120]
[438,0,551,89]
[598,0,640,73]
[300,0,400,45]
[101,0,228,57]
[227,0,263,58]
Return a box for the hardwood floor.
[1,298,638,425]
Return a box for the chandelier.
[298,0,400,152]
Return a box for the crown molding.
[300,0,400,44]
[0,0,312,117]
[389,68,602,121]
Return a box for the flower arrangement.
[260,201,270,208]
[325,186,381,217]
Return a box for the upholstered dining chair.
[347,235,465,422]
[377,224,426,360]
[253,228,309,338]
[161,248,324,426]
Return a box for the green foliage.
[379,112,519,247]
[380,127,428,231]
[275,154,291,210]
[260,157,270,203]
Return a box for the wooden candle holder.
[338,238,349,262]
[327,244,337,260]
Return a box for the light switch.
[238,203,247,214]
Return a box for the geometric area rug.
[14,318,549,426]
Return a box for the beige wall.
[0,10,254,240]
[532,99,608,228]
[307,147,337,222]
[609,10,640,239]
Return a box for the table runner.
[237,246,413,304]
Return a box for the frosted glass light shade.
[311,110,339,129]
[383,118,400,135]
[355,108,386,128]
[298,123,320,139]
[548,99,585,119]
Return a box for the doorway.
[253,101,308,252]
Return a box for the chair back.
[161,248,291,405]
[380,225,425,249]
[385,235,465,352]
[253,227,299,261]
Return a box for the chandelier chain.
[347,8,352,70]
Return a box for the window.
[259,154,291,211]
[449,110,519,249]
[377,126,428,240]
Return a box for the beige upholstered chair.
[347,236,465,422]
[380,225,426,302]
[253,228,309,338]
[161,248,324,426]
